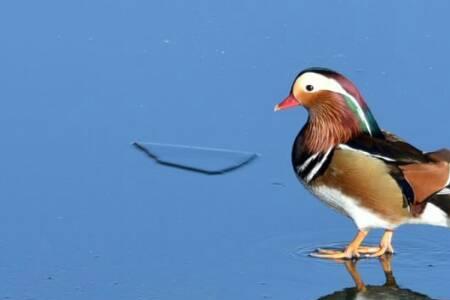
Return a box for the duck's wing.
[341,132,450,216]
[344,131,428,164]
[383,130,450,162]
[426,148,450,162]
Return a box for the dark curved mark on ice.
[133,142,259,175]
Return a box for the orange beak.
[274,94,301,112]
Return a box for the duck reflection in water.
[318,254,433,300]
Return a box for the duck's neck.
[302,102,363,153]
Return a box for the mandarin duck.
[275,68,450,259]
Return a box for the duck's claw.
[310,249,358,259]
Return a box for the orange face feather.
[276,69,379,152]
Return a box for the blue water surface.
[2,0,450,299]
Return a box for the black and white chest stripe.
[295,147,334,183]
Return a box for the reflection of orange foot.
[317,253,432,298]
[379,253,398,287]
[310,230,368,259]
[344,260,366,291]
[342,254,397,292]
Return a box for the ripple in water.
[291,227,450,269]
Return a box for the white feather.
[305,148,332,183]
[408,203,449,227]
[310,185,395,230]
[337,144,396,162]
[297,152,320,173]
[437,188,450,195]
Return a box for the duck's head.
[275,68,382,150]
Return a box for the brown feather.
[313,148,409,224]
[426,148,450,162]
[399,162,449,205]
[302,91,361,153]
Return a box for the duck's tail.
[427,189,450,222]
[421,149,450,226]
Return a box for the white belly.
[310,185,395,230]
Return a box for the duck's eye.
[305,84,314,92]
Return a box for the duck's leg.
[317,230,395,257]
[310,230,369,259]
[365,230,394,257]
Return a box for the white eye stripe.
[297,72,332,93]
[296,72,372,135]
